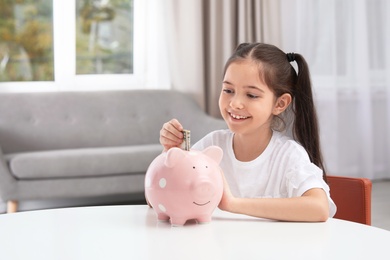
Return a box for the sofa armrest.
[0,146,17,201]
[172,94,226,144]
[190,113,226,142]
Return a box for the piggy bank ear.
[202,146,223,164]
[165,147,186,168]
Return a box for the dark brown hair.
[223,43,327,181]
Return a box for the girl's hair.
[223,43,327,181]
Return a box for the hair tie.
[286,53,296,62]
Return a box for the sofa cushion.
[6,145,162,180]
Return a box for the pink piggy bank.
[144,146,223,226]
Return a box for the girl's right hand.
[159,118,184,151]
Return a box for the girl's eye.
[247,93,259,99]
[223,89,234,94]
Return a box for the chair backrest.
[327,175,372,225]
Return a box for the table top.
[0,205,389,260]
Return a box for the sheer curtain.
[280,0,390,180]
[141,0,171,89]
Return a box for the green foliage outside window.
[0,0,53,82]
[76,0,133,75]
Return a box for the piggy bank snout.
[192,180,216,200]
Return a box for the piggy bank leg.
[196,215,212,224]
[170,217,188,227]
[157,213,170,222]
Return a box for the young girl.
[160,43,336,222]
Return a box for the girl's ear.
[273,93,292,115]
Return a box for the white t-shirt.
[192,129,337,217]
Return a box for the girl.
[160,43,336,222]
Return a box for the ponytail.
[292,54,327,181]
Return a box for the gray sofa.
[0,90,226,213]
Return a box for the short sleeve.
[286,163,337,218]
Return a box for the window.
[0,0,146,91]
[0,0,54,82]
[76,0,133,75]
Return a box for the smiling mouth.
[229,112,249,120]
[193,201,210,206]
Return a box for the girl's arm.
[218,173,330,222]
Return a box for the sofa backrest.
[0,90,226,153]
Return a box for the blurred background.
[0,0,389,227]
[2,0,389,180]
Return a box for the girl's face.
[219,60,283,137]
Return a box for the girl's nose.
[230,95,244,110]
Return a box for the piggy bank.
[144,146,223,226]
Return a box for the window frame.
[0,0,145,92]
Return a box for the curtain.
[280,0,390,180]
[162,0,281,116]
[142,0,171,89]
[202,0,281,117]
[162,0,207,109]
[160,0,390,179]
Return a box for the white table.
[0,205,389,260]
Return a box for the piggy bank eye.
[193,166,196,169]
[206,166,208,168]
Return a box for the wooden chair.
[327,175,372,225]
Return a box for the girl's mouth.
[229,112,249,120]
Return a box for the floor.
[371,180,390,231]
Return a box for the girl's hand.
[218,169,236,212]
[159,118,184,151]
